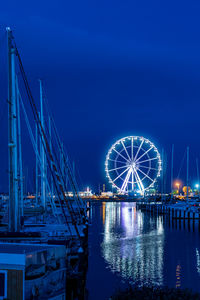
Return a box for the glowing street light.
[173,180,182,195]
[176,182,180,194]
[195,184,199,198]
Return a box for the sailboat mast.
[35,122,38,204]
[49,116,53,197]
[171,144,174,200]
[196,158,199,198]
[7,27,19,232]
[39,80,46,211]
[196,158,199,184]
[186,146,189,204]
[16,79,24,220]
[161,148,164,203]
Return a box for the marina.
[1,1,200,298]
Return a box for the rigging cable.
[13,40,81,239]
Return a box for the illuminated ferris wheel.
[105,136,161,194]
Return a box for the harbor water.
[86,201,200,300]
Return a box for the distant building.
[101,192,113,197]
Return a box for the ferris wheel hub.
[129,161,136,168]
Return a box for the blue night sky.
[1,0,200,192]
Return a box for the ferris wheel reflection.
[101,202,164,286]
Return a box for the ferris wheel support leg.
[121,168,132,192]
[134,168,144,195]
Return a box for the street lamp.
[176,182,180,195]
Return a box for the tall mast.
[39,80,46,211]
[7,27,19,232]
[196,158,199,198]
[60,142,64,177]
[170,144,174,200]
[161,148,164,203]
[65,155,69,189]
[49,116,53,197]
[196,158,199,184]
[73,161,75,181]
[35,121,38,204]
[186,146,189,204]
[16,78,23,221]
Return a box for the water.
[86,201,200,300]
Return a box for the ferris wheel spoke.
[108,165,128,172]
[131,169,134,190]
[137,167,154,182]
[113,148,129,162]
[138,157,158,164]
[134,139,144,161]
[139,165,158,171]
[135,146,153,163]
[121,168,132,192]
[108,158,127,164]
[113,166,130,183]
[121,140,131,161]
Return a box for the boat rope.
[13,42,81,239]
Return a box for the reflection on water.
[176,264,181,288]
[196,249,200,274]
[87,201,200,300]
[101,202,164,286]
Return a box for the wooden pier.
[136,202,200,222]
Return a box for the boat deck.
[0,242,59,254]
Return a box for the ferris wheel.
[105,136,161,194]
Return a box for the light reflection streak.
[101,202,164,286]
[102,202,105,225]
[196,249,200,274]
[176,264,181,288]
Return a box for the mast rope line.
[19,92,66,226]
[43,95,86,213]
[43,117,84,223]
[14,44,82,239]
[19,92,74,235]
[42,117,83,221]
[17,68,70,227]
[49,113,85,210]
[43,114,84,219]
